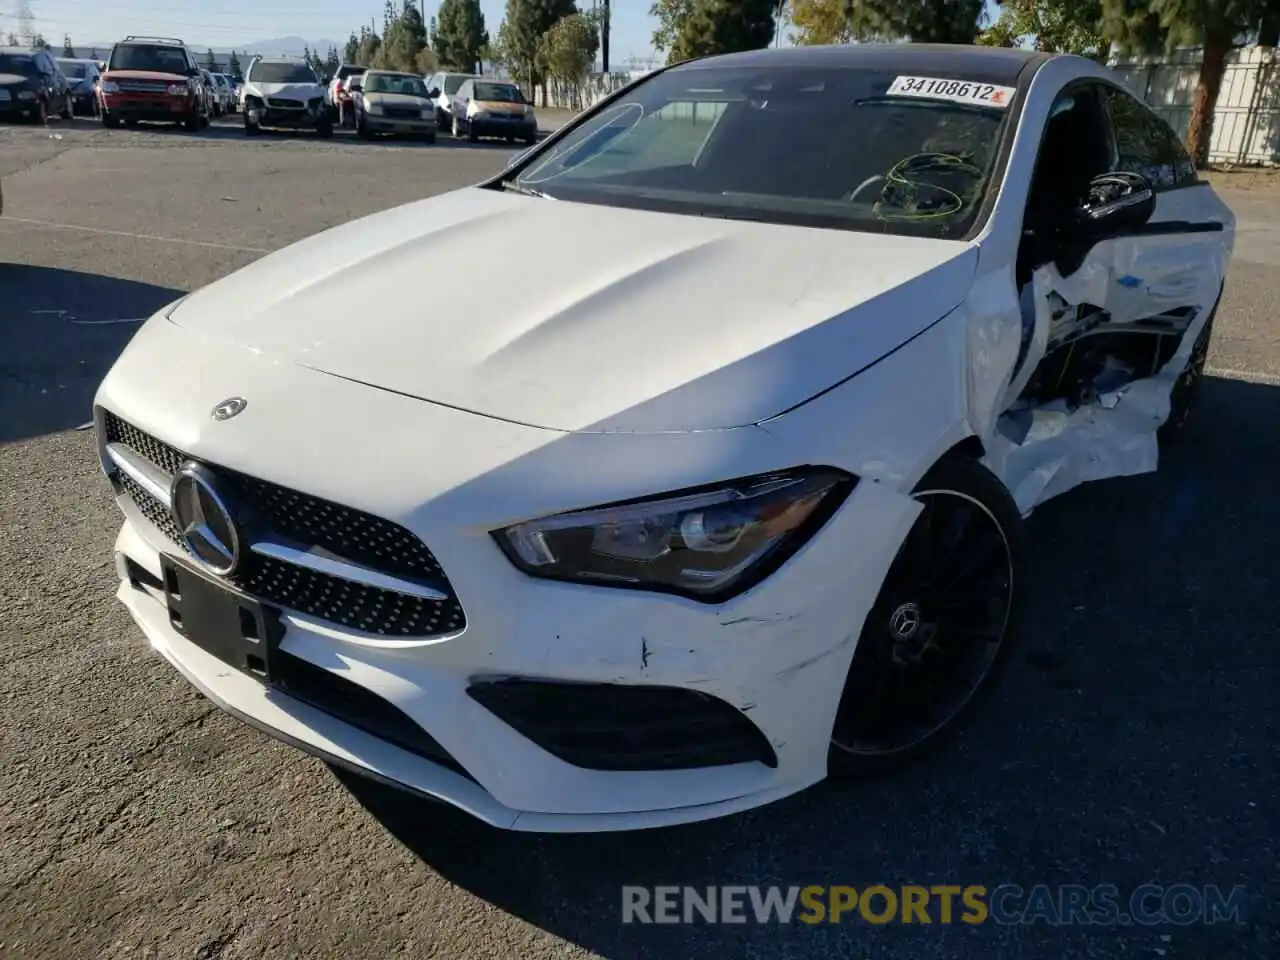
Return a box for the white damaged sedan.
[94,43,1234,832]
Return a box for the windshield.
[248,61,317,84]
[365,73,426,96]
[442,74,468,94]
[474,82,521,103]
[513,65,1011,239]
[108,44,189,74]
[0,53,40,76]
[59,61,88,78]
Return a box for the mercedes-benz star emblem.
[212,397,247,421]
[170,462,241,576]
[888,602,922,642]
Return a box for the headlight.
[101,80,118,93]
[493,468,854,602]
[421,106,433,119]
[167,83,186,96]
[366,100,383,115]
[17,90,37,100]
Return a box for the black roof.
[674,43,1050,86]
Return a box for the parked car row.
[3,36,539,146]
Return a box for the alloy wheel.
[831,488,1015,758]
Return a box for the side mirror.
[1075,172,1155,235]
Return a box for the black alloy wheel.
[829,456,1028,775]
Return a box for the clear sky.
[5,0,1003,67]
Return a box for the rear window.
[514,65,1012,240]
[0,53,40,76]
[337,64,363,80]
[109,44,189,74]
[248,61,318,84]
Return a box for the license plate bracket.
[160,554,283,683]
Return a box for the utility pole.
[601,0,610,73]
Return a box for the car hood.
[103,69,186,82]
[247,81,323,99]
[168,189,978,433]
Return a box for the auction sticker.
[886,76,1015,109]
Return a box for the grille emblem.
[170,463,241,576]
[212,397,247,421]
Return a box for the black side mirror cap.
[1075,172,1156,235]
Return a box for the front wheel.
[828,455,1029,778]
[183,111,201,132]
[61,92,73,119]
[101,109,119,128]
[243,114,260,135]
[317,121,334,139]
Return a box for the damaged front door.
[1016,79,1232,413]
[990,78,1234,513]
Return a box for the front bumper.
[248,103,328,128]
[0,94,38,119]
[95,315,917,831]
[104,95,190,121]
[363,113,434,134]
[468,115,536,138]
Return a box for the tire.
[102,110,119,128]
[183,111,201,132]
[124,118,138,128]
[524,134,537,146]
[317,121,333,139]
[357,115,372,140]
[467,124,478,143]
[1159,309,1216,444]
[423,131,436,145]
[827,455,1029,779]
[61,92,73,120]
[243,114,260,135]
[34,98,47,125]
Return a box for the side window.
[1102,85,1197,189]
[459,80,472,99]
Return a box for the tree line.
[651,0,1280,166]
[337,0,609,103]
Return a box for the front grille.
[467,679,778,771]
[267,97,303,109]
[384,106,421,119]
[103,411,466,637]
[118,80,169,93]
[273,651,474,780]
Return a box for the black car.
[0,48,73,123]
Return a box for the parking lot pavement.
[1,120,1277,960]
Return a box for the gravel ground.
[1,115,1277,960]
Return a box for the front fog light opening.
[493,467,856,603]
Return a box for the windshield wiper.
[501,180,551,199]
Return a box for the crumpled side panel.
[982,238,1222,517]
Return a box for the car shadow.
[328,374,1277,958]
[0,265,184,444]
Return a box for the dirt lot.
[1,116,1277,960]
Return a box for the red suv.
[99,36,208,131]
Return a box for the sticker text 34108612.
[886,76,1016,109]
